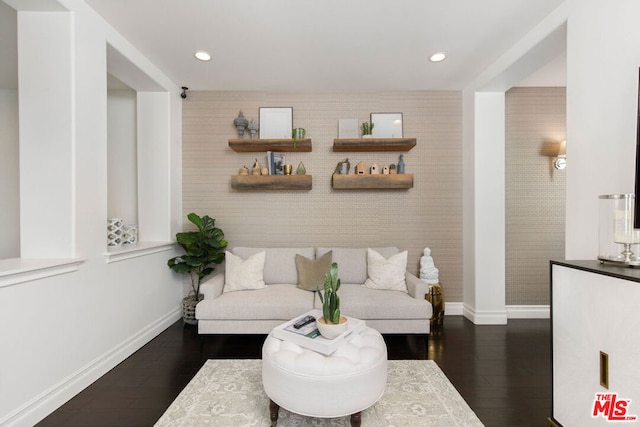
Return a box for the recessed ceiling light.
[194,50,212,61]
[429,52,447,62]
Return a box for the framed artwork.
[371,112,403,138]
[259,107,293,139]
[338,118,359,138]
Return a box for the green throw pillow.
[295,251,333,291]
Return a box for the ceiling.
[1,0,566,91]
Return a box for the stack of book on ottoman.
[272,309,366,355]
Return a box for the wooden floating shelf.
[332,138,416,152]
[332,174,414,190]
[229,138,312,152]
[231,174,312,191]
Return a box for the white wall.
[0,89,19,258]
[107,89,138,225]
[0,1,183,425]
[463,92,507,324]
[565,0,640,259]
[17,10,74,258]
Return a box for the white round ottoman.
[262,326,387,427]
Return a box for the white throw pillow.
[363,248,408,292]
[223,250,267,293]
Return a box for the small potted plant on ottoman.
[316,262,349,339]
[167,213,228,325]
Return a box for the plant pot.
[362,134,373,138]
[316,316,349,339]
[182,294,203,325]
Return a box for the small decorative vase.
[233,110,249,138]
[397,154,405,174]
[316,316,349,339]
[248,119,259,138]
[292,128,306,139]
[296,161,306,175]
[122,224,138,245]
[107,218,124,246]
[340,162,349,174]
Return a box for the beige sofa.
[195,246,433,335]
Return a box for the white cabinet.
[550,261,640,426]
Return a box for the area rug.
[155,359,484,427]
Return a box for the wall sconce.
[554,140,567,170]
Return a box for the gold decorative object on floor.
[426,283,445,327]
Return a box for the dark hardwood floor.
[37,316,551,427]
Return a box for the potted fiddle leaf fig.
[168,213,228,324]
[316,262,349,339]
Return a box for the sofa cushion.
[313,284,431,320]
[223,250,266,293]
[233,247,315,285]
[316,247,399,284]
[197,284,314,320]
[295,250,332,291]
[363,248,408,292]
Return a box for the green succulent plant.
[361,121,375,136]
[317,262,341,324]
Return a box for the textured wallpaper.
[182,91,464,301]
[505,87,566,305]
[182,88,564,307]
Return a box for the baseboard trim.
[443,302,463,315]
[462,304,508,325]
[2,307,181,427]
[506,305,550,319]
[444,303,549,322]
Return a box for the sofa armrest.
[406,271,429,300]
[200,271,224,299]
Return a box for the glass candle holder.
[598,194,640,266]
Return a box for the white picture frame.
[371,112,403,138]
[338,118,359,138]
[259,107,293,139]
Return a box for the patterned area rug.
[155,359,484,427]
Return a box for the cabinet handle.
[600,351,609,389]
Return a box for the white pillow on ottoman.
[363,248,408,292]
[223,250,267,293]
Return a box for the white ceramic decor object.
[316,317,349,339]
[107,218,124,246]
[123,224,138,245]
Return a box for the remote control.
[293,315,315,329]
